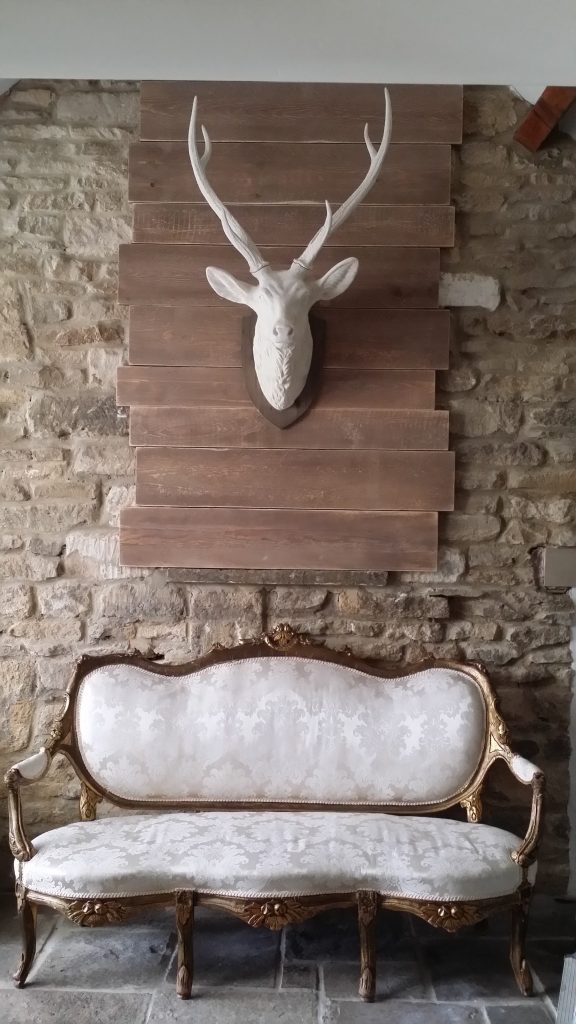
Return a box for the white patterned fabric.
[12,748,50,780]
[510,755,541,785]
[18,811,533,901]
[74,659,486,805]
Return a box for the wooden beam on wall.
[129,406,449,451]
[120,506,440,572]
[514,86,576,152]
[140,82,463,143]
[119,244,440,308]
[128,307,451,369]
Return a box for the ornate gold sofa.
[6,624,544,1002]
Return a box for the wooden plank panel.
[129,306,450,369]
[130,406,449,451]
[117,366,436,410]
[136,448,455,511]
[121,506,438,571]
[133,203,455,247]
[129,142,452,206]
[140,82,463,144]
[119,245,440,309]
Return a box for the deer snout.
[273,322,294,339]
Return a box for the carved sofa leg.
[510,890,534,997]
[357,890,378,1002]
[175,890,195,1000]
[13,892,37,988]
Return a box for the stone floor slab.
[485,1004,554,1022]
[323,960,429,1001]
[322,1000,485,1023]
[165,910,280,988]
[0,898,55,989]
[426,937,523,1001]
[0,990,151,1024]
[30,924,174,989]
[280,962,318,989]
[285,908,413,962]
[148,989,317,1023]
[530,937,574,1007]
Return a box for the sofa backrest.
[69,645,491,809]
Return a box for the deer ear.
[316,257,359,300]
[206,266,252,305]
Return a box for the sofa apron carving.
[6,624,544,1002]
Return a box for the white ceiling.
[0,0,575,85]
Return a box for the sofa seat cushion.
[19,811,533,903]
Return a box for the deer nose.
[273,323,294,338]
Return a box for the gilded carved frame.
[6,623,544,1001]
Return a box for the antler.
[188,97,269,275]
[294,87,393,271]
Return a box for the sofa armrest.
[4,747,52,862]
[504,754,545,868]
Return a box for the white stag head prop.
[188,90,392,413]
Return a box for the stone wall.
[0,81,574,890]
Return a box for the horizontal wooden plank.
[135,448,455,511]
[117,366,436,410]
[120,506,438,571]
[128,306,450,370]
[133,203,455,247]
[119,245,440,309]
[129,142,452,206]
[130,406,449,451]
[140,82,463,144]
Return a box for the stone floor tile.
[530,937,575,1007]
[0,898,55,988]
[323,960,428,1001]
[0,990,151,1024]
[285,909,414,962]
[165,910,280,988]
[485,1004,554,1023]
[426,937,522,1000]
[321,1000,485,1023]
[148,988,317,1023]
[29,925,174,989]
[281,962,318,989]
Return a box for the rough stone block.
[268,588,329,614]
[0,657,36,701]
[187,586,264,623]
[0,583,33,617]
[442,513,501,542]
[27,393,127,438]
[0,553,59,580]
[63,212,131,259]
[8,617,83,656]
[0,699,33,751]
[10,88,54,109]
[394,547,466,585]
[72,440,135,476]
[36,581,91,617]
[94,581,185,621]
[55,90,139,127]
[103,483,135,526]
[336,590,449,620]
[87,347,125,388]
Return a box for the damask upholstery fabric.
[75,659,486,805]
[18,811,533,901]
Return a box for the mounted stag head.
[188,90,392,414]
